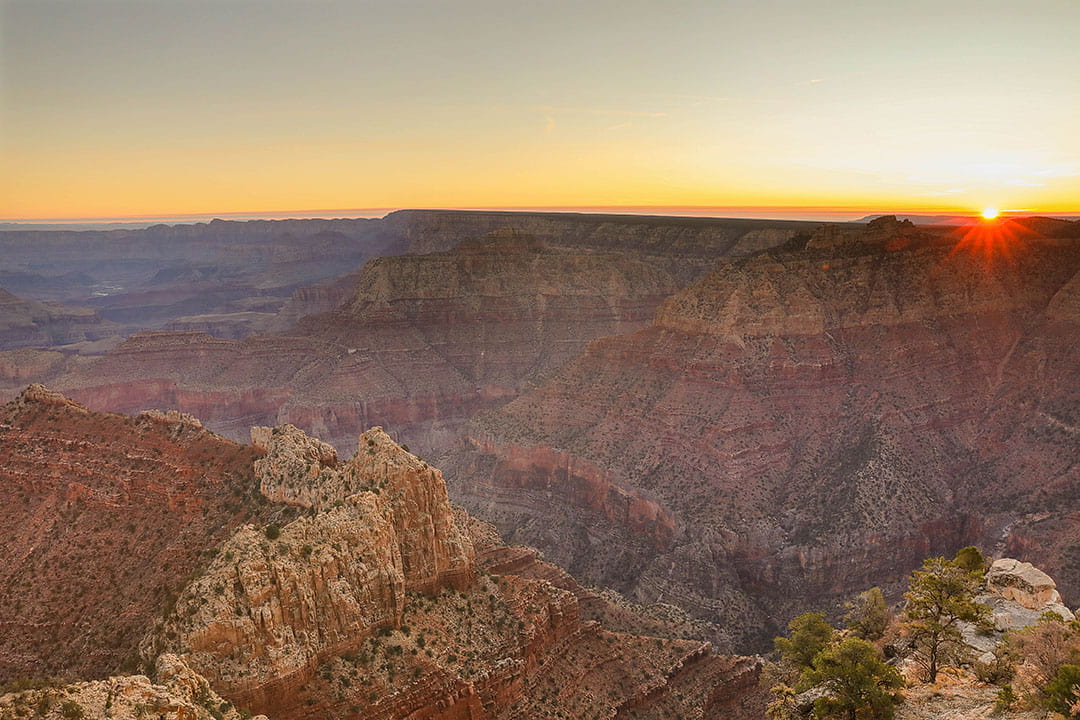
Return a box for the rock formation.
[0,655,267,720]
[981,558,1074,628]
[0,387,762,717]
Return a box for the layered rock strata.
[49,229,687,455]
[0,288,117,350]
[149,425,474,708]
[141,418,761,719]
[453,217,1080,648]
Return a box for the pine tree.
[775,612,835,670]
[952,546,986,574]
[844,587,890,641]
[802,637,903,720]
[902,556,990,682]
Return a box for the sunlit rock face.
[451,218,1080,649]
[141,420,763,719]
[2,391,767,719]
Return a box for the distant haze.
[2,0,1078,220]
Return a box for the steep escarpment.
[51,230,684,455]
[456,217,1080,649]
[0,385,272,682]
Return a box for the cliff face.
[136,418,761,719]
[148,424,475,708]
[0,385,267,682]
[454,218,1080,648]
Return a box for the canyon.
[448,216,1080,648]
[0,217,402,342]
[0,388,763,719]
[3,210,1078,662]
[10,213,816,455]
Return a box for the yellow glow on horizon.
[2,2,1079,222]
[982,207,1000,220]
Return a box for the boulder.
[986,558,1067,611]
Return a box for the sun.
[981,207,999,220]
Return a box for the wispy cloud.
[545,115,555,136]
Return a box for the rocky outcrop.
[0,654,266,720]
[152,425,475,708]
[453,219,1080,649]
[252,424,341,508]
[4,390,765,718]
[983,558,1074,624]
[149,504,408,709]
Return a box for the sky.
[2,0,1079,222]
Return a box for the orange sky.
[2,1,1078,222]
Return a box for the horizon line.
[3,204,1079,226]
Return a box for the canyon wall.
[0,289,117,350]
[451,217,1080,648]
[0,385,271,681]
